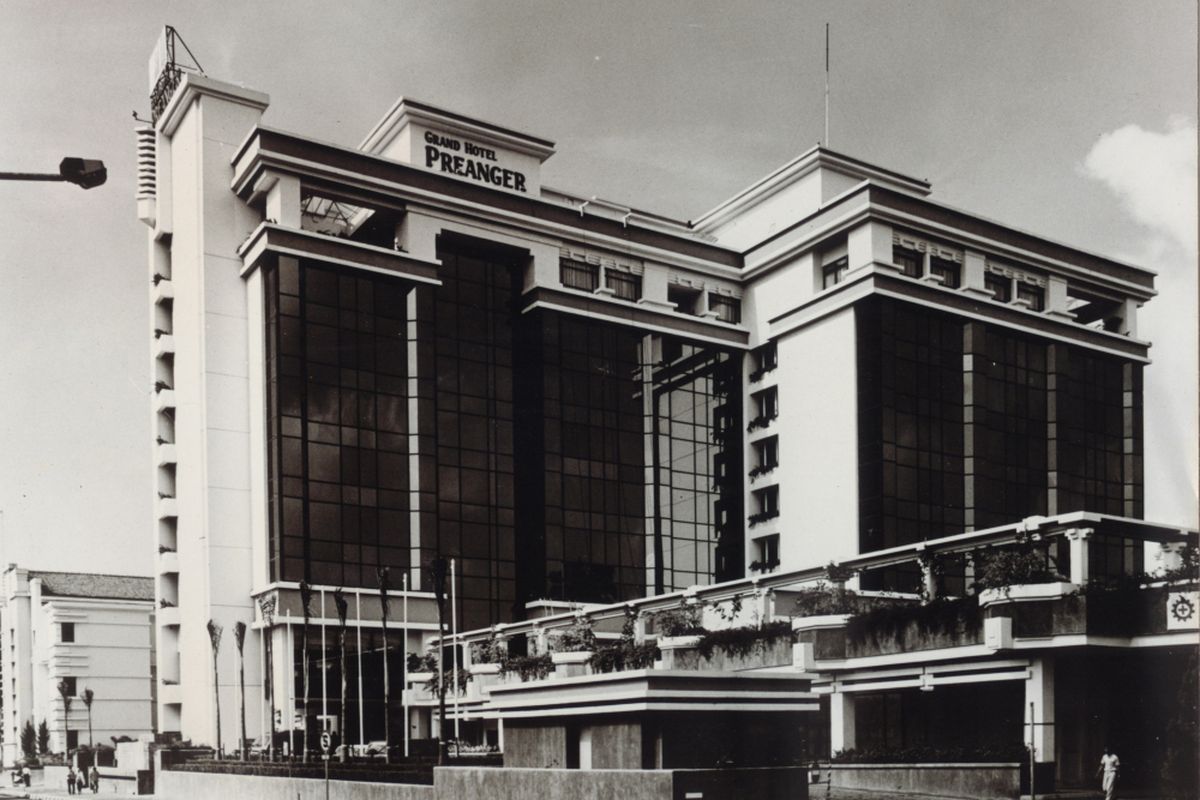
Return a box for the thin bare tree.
[206,619,223,756]
[333,588,348,764]
[233,622,248,760]
[377,567,391,763]
[299,581,314,762]
[80,688,94,749]
[56,679,73,756]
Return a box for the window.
[751,534,780,572]
[605,269,641,301]
[708,294,741,324]
[668,285,701,315]
[67,730,79,750]
[749,342,777,382]
[755,388,777,420]
[930,257,961,288]
[749,486,779,525]
[750,436,779,479]
[60,623,74,644]
[985,273,1012,303]
[1016,284,1044,311]
[822,256,849,289]
[560,258,599,292]
[60,676,76,696]
[893,246,922,278]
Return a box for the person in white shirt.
[1096,745,1120,800]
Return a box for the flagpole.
[824,22,830,147]
[451,558,460,744]
[402,572,409,758]
[356,591,365,750]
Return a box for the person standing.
[88,765,99,794]
[66,765,77,794]
[1096,745,1120,800]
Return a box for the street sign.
[320,731,332,753]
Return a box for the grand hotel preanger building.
[136,58,1196,795]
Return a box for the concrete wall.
[157,770,432,800]
[436,767,672,800]
[505,722,568,768]
[825,763,1019,800]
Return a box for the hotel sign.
[421,130,528,194]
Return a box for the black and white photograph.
[1,3,1196,799]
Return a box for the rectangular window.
[60,676,76,696]
[708,294,741,324]
[752,534,780,572]
[668,285,700,315]
[749,486,779,525]
[605,269,641,301]
[985,273,1012,303]
[822,256,849,289]
[60,623,74,644]
[752,436,778,473]
[749,342,777,382]
[1016,284,1045,311]
[893,246,922,278]
[560,258,599,292]
[930,257,961,288]
[753,387,777,421]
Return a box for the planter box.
[551,650,592,678]
[791,614,851,631]
[978,582,1077,607]
[657,636,700,669]
[407,671,434,685]
[824,762,1019,800]
[468,662,501,676]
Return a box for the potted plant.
[550,615,595,677]
[973,543,1071,606]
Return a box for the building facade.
[137,57,1193,792]
[0,567,155,765]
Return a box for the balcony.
[154,334,175,358]
[156,443,177,466]
[237,223,441,287]
[158,549,179,575]
[154,390,176,413]
[156,496,178,518]
[153,277,174,305]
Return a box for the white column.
[1025,657,1055,763]
[321,590,328,722]
[1065,528,1094,585]
[847,220,893,272]
[962,250,993,298]
[264,173,302,227]
[829,690,856,753]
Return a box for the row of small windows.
[560,258,741,324]
[822,243,1050,315]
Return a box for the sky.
[0,1,1196,577]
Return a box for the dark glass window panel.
[822,256,849,289]
[1016,284,1045,311]
[560,258,599,292]
[606,270,642,301]
[893,246,922,278]
[709,294,741,324]
[985,273,1012,302]
[930,257,961,289]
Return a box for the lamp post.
[0,158,107,189]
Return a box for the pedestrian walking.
[67,765,77,794]
[1096,744,1120,800]
[76,769,86,795]
[88,765,100,793]
[21,765,30,787]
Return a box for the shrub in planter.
[469,632,506,664]
[652,603,706,637]
[551,616,596,653]
[696,620,795,660]
[406,652,438,673]
[425,668,471,696]
[499,653,553,682]
[972,544,1064,592]
[832,744,1028,763]
[589,641,661,673]
[847,597,981,650]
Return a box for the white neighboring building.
[0,566,155,765]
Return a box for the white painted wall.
[771,308,860,570]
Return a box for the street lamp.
[0,158,107,189]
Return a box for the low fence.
[819,762,1019,800]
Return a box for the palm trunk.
[234,621,248,760]
[212,649,222,755]
[87,709,92,750]
[301,623,310,762]
[266,634,276,758]
[339,623,348,764]
[378,568,391,764]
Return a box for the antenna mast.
[824,23,830,147]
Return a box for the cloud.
[1082,118,1198,258]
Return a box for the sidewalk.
[0,789,162,800]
